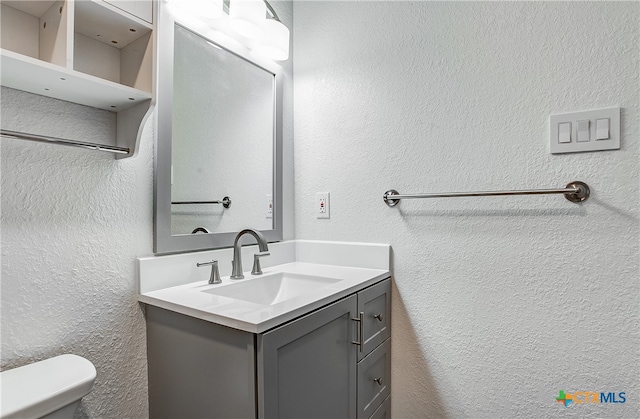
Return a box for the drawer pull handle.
[373,313,383,322]
[373,377,383,386]
[351,311,364,352]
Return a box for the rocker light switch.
[596,118,610,140]
[576,120,590,142]
[558,122,571,143]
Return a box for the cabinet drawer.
[357,338,391,419]
[357,278,391,360]
[369,395,391,419]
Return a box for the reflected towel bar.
[171,197,231,208]
[1,129,130,155]
[383,181,590,206]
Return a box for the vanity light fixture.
[229,0,290,61]
[177,0,223,20]
[171,0,290,61]
[256,3,290,61]
[229,0,266,39]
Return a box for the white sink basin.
[139,261,390,333]
[201,272,341,305]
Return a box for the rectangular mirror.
[154,3,283,254]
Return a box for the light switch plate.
[549,107,620,154]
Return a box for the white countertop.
[139,262,389,333]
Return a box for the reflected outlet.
[266,194,273,219]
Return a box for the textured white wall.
[1,87,153,417]
[293,2,639,418]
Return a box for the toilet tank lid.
[0,354,96,419]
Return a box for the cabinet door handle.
[373,313,383,322]
[351,311,364,352]
[373,377,383,386]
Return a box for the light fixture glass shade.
[178,0,223,19]
[229,0,266,39]
[256,19,289,61]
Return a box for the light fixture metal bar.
[263,0,281,22]
[225,0,280,21]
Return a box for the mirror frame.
[154,3,283,254]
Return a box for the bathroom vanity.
[138,241,392,419]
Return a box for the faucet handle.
[251,251,270,275]
[197,260,221,284]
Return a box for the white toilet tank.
[0,354,96,419]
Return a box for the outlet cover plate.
[316,192,330,219]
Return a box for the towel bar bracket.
[564,181,590,203]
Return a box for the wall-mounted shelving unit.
[0,0,155,159]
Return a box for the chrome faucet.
[230,229,270,279]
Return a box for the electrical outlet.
[316,192,330,219]
[266,194,273,219]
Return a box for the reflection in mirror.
[154,2,283,254]
[171,24,274,236]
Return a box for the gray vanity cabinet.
[146,305,257,419]
[368,395,391,419]
[258,278,391,419]
[357,339,391,418]
[145,277,391,419]
[357,281,391,361]
[258,295,358,418]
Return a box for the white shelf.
[103,0,152,24]
[74,0,152,49]
[1,48,151,110]
[2,1,57,17]
[0,0,155,159]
